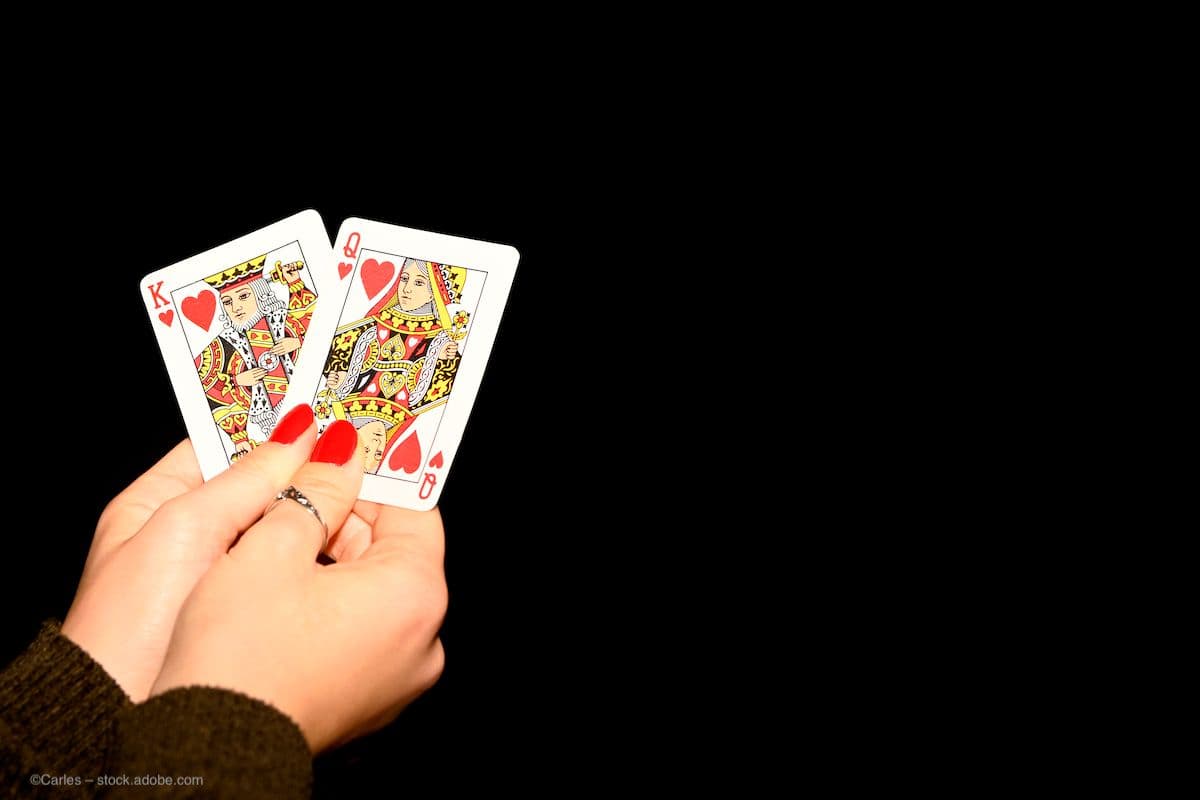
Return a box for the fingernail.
[310,420,357,465]
[268,405,315,445]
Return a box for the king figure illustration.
[194,255,307,458]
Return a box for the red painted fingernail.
[310,420,357,465]
[268,405,315,445]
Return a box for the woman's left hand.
[61,414,318,700]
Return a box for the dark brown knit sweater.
[0,621,311,798]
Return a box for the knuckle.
[410,573,449,634]
[391,572,447,646]
[149,496,196,532]
[227,451,286,493]
[95,495,126,532]
[297,470,351,507]
[427,576,449,622]
[421,640,446,690]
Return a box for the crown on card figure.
[204,255,268,291]
[431,262,467,307]
[342,396,411,429]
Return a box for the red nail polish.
[268,405,315,445]
[310,420,357,465]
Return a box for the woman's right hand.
[149,421,447,753]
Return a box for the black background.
[0,170,635,792]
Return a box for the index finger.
[96,439,203,548]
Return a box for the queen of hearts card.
[265,217,517,510]
[313,258,470,473]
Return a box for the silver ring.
[265,485,328,549]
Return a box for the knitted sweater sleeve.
[0,621,130,798]
[1,621,313,799]
[99,687,312,798]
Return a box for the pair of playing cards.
[141,211,518,510]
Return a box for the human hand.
[440,342,459,360]
[150,420,447,752]
[233,439,254,458]
[269,337,302,355]
[325,370,347,390]
[61,406,320,700]
[236,367,268,386]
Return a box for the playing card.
[140,210,334,480]
[278,219,519,510]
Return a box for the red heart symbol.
[361,258,395,300]
[158,309,175,327]
[389,432,421,474]
[181,291,216,331]
[428,451,444,469]
[338,261,352,279]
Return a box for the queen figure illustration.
[314,257,470,474]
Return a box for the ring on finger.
[264,485,329,549]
